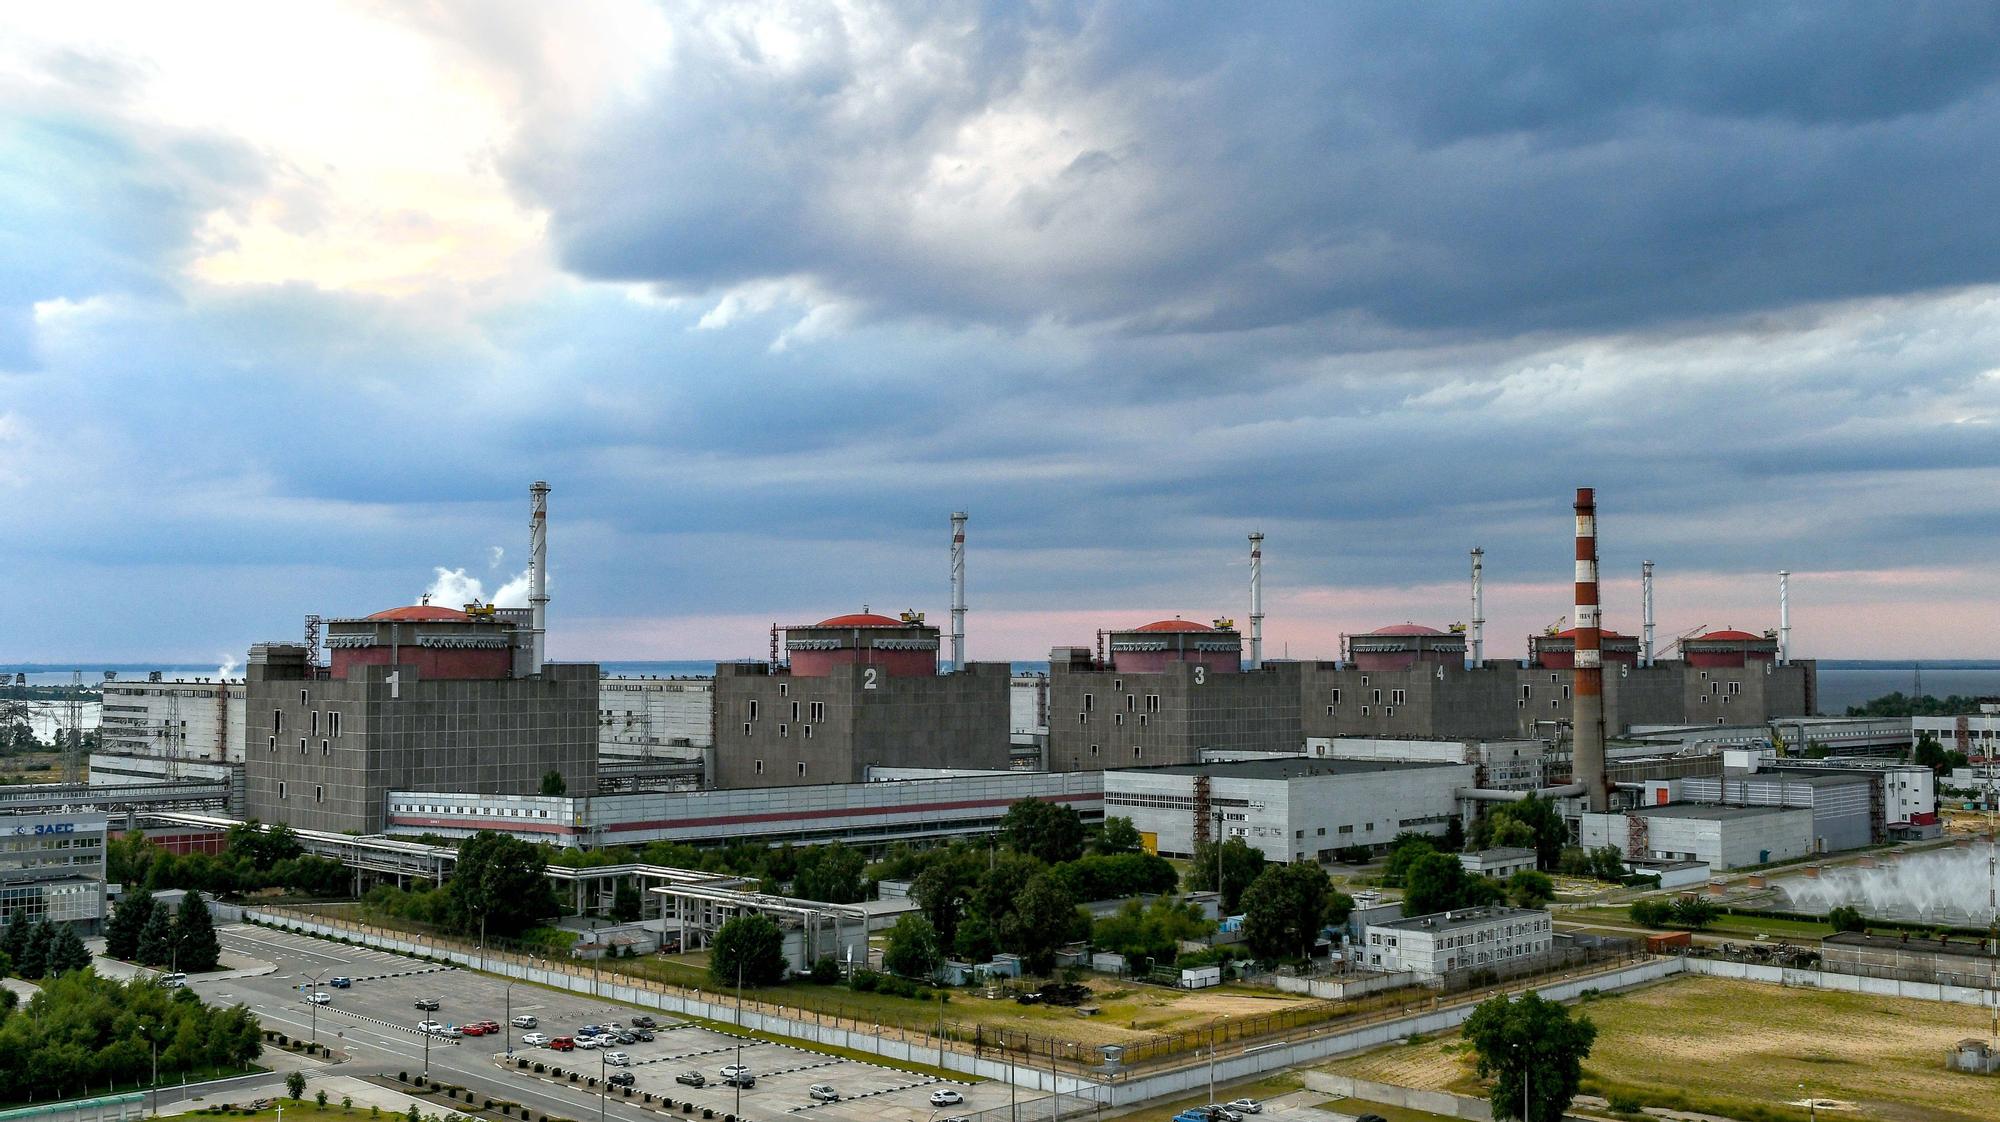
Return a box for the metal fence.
[0,1094,145,1122]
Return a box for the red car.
[550,1037,575,1052]
[461,1024,488,1037]
[474,1021,501,1034]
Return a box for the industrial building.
[1361,905,1553,983]
[98,677,246,765]
[384,769,1100,849]
[1580,803,1815,870]
[243,482,599,835]
[1046,620,1303,770]
[711,612,1011,788]
[1308,737,1549,791]
[1101,757,1473,862]
[0,811,109,931]
[598,677,713,763]
[1915,705,2000,758]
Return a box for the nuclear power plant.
[81,483,1937,868]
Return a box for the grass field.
[1558,905,1834,942]
[1319,976,2000,1122]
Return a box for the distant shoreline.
[7,657,2000,672]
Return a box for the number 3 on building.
[863,668,879,690]
[1193,666,1206,686]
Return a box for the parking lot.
[207,926,1035,1122]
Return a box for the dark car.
[632,1030,654,1042]
[675,1072,705,1088]
[329,977,352,988]
[414,998,440,1011]
[630,1016,657,1029]
[723,1073,755,1089]
[614,1031,637,1045]
[1355,1115,1388,1122]
[607,1072,636,1088]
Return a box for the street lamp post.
[598,1043,607,1122]
[505,981,513,1057]
[423,1011,433,1082]
[735,959,745,1121]
[302,970,325,1049]
[143,1025,159,1116]
[1799,1084,1815,1122]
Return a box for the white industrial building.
[0,810,109,931]
[98,678,245,765]
[1306,737,1547,790]
[1459,847,1536,879]
[1361,905,1552,982]
[1581,803,1814,870]
[1915,706,2000,757]
[597,676,714,761]
[1102,757,1474,862]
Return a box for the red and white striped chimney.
[1573,487,1608,812]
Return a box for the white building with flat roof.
[98,678,245,764]
[1581,803,1814,870]
[0,811,109,930]
[1459,847,1536,879]
[598,676,713,761]
[1103,757,1475,862]
[1362,905,1552,982]
[1915,710,2000,758]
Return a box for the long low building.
[383,769,1103,849]
[1102,757,1474,862]
[1581,803,1814,870]
[1361,905,1553,983]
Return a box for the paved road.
[200,926,1040,1122]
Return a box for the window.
[755,760,764,775]
[1728,681,1742,695]
[1114,679,1123,691]
[274,709,284,733]
[744,722,754,734]
[804,725,813,739]
[1361,675,1369,685]
[1127,694,1136,712]
[1133,746,1143,759]
[311,711,319,735]
[1521,685,1533,699]
[1147,694,1160,712]
[1115,714,1124,726]
[1330,688,1340,704]
[791,701,800,721]
[299,738,307,755]
[798,762,807,777]
[1084,693,1094,712]
[321,740,329,756]
[1316,827,1327,836]
[1371,688,1382,704]
[1338,824,1353,834]
[1385,706,1395,716]
[1391,689,1406,704]
[780,723,789,737]
[747,700,759,721]
[299,689,309,705]
[278,781,287,800]
[1562,685,1571,700]
[1090,744,1099,756]
[1360,705,1370,716]
[810,701,824,721]
[329,711,341,737]
[1295,830,1304,839]
[315,784,324,803]
[779,682,789,697]
[268,736,277,753]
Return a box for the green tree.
[883,914,944,980]
[1472,797,1568,872]
[1402,852,1504,917]
[1047,853,1178,901]
[136,903,176,968]
[1507,870,1556,909]
[539,770,567,796]
[1462,991,1597,1122]
[1626,898,1672,928]
[709,913,787,987]
[1913,732,1948,772]
[46,922,91,975]
[1002,872,1089,974]
[1669,896,1720,931]
[174,891,222,973]
[447,831,559,938]
[1828,905,1866,934]
[953,912,998,963]
[0,910,28,968]
[286,1071,307,1101]
[105,891,155,961]
[910,847,983,949]
[611,881,642,923]
[1382,833,1439,887]
[1091,896,1216,966]
[18,917,51,979]
[1186,836,1267,912]
[1093,816,1143,855]
[1241,862,1334,960]
[1000,799,1086,864]
[792,844,866,904]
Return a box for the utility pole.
[735,959,745,1121]
[505,981,514,1057]
[598,1040,607,1122]
[1213,809,1225,913]
[302,970,324,1048]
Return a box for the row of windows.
[749,760,813,777]
[275,702,343,737]
[742,723,815,739]
[745,701,828,722]
[391,803,555,819]
[274,781,325,803]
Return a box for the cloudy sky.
[5,2,1999,665]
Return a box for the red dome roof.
[367,605,472,622]
[1368,623,1445,636]
[1133,619,1217,633]
[816,613,909,628]
[1696,629,1764,641]
[1554,627,1631,640]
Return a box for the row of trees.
[1627,895,1719,930]
[1383,834,1554,915]
[0,912,92,979]
[104,890,223,972]
[108,821,351,898]
[0,970,262,1106]
[361,831,561,940]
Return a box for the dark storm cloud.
[504,2,2000,341]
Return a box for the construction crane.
[1542,615,1567,636]
[1661,623,1708,657]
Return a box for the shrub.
[1608,1093,1643,1113]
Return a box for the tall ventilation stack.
[529,480,550,675]
[1573,487,1609,813]
[1248,532,1265,670]
[950,512,968,672]
[1469,548,1485,666]
[1641,560,1656,668]
[1778,569,1791,666]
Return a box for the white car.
[306,991,331,1005]
[720,1065,750,1079]
[418,1020,445,1034]
[930,1090,964,1107]
[1226,1101,1263,1115]
[575,1036,600,1050]
[522,1032,550,1047]
[161,973,188,988]
[605,1052,632,1066]
[512,1015,538,1029]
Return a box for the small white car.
[720,1065,750,1079]
[512,1015,538,1029]
[522,1032,550,1047]
[161,973,188,988]
[307,992,331,1005]
[808,1084,839,1103]
[605,1051,632,1066]
[1226,1101,1262,1115]
[930,1090,964,1107]
[418,1020,445,1034]
[576,1036,600,1050]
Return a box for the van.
[161,973,188,988]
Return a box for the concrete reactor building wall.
[1046,657,1302,771]
[243,642,599,834]
[711,661,1011,788]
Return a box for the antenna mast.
[164,685,182,782]
[61,670,85,784]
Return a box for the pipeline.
[1456,782,1588,803]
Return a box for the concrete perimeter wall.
[1681,956,2000,1008]
[1302,1073,1491,1120]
